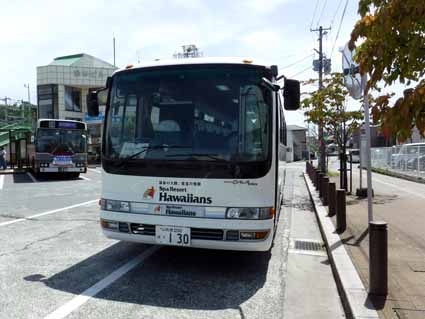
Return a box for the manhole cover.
[293,240,325,251]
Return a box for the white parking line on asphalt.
[0,200,98,227]
[43,246,159,319]
[0,175,4,190]
[27,172,38,183]
[79,175,91,181]
[88,168,101,174]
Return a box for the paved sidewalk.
[283,164,345,319]
[326,160,425,319]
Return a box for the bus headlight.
[100,199,131,212]
[226,207,274,219]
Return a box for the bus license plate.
[155,226,191,247]
[53,156,72,166]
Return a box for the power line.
[330,0,344,28]
[310,0,320,29]
[316,0,328,27]
[279,54,314,69]
[290,65,312,78]
[330,0,349,59]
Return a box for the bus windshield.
[36,128,86,154]
[105,65,272,163]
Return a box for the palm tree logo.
[143,186,156,199]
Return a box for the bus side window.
[278,94,287,146]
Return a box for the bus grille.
[191,228,224,241]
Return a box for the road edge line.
[43,246,160,319]
[0,174,4,190]
[303,173,379,319]
[27,172,38,183]
[0,200,98,227]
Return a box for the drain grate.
[294,240,325,251]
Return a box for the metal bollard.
[320,175,326,199]
[322,176,329,206]
[336,189,346,233]
[369,221,388,295]
[328,182,336,217]
[314,170,320,189]
[318,173,324,194]
[311,165,315,181]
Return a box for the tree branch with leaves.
[349,0,425,141]
[302,73,363,187]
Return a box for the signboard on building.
[85,112,104,123]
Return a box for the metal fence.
[371,144,425,178]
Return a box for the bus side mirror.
[87,92,99,117]
[283,79,300,110]
[87,89,108,117]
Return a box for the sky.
[0,0,362,126]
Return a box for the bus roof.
[114,57,274,75]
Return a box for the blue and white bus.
[31,119,88,178]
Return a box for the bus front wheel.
[71,173,80,179]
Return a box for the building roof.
[114,57,273,75]
[48,53,115,69]
[287,125,307,131]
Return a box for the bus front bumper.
[40,167,86,172]
[100,210,275,252]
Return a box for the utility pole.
[113,34,116,67]
[24,84,30,104]
[311,26,331,173]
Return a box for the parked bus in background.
[88,58,300,251]
[29,119,88,178]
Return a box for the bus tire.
[72,173,80,179]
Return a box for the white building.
[286,125,307,162]
[36,53,117,160]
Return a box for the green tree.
[349,0,425,141]
[302,73,363,188]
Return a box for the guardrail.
[371,145,425,178]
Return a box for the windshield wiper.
[112,145,190,167]
[165,153,229,162]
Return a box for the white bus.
[30,119,88,178]
[88,58,300,251]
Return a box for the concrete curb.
[371,167,425,184]
[303,173,379,319]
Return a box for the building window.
[38,84,58,119]
[65,86,82,112]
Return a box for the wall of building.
[286,129,307,162]
[37,57,116,161]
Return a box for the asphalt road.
[0,164,343,319]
